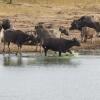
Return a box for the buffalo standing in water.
[42,38,80,56]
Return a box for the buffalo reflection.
[2,53,79,67]
[3,54,23,66]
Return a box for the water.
[0,53,100,100]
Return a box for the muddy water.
[0,53,100,100]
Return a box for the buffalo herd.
[0,16,99,56]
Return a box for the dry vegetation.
[0,0,100,53]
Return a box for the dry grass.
[0,0,100,16]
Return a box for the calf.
[35,23,55,40]
[2,29,34,53]
[42,38,80,56]
[59,26,69,38]
[81,27,96,43]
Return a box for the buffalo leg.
[44,49,48,56]
[91,37,94,44]
[84,35,87,42]
[19,45,22,55]
[36,43,38,52]
[59,51,61,56]
[81,32,84,42]
[17,46,19,55]
[67,49,72,54]
[40,41,43,54]
[16,46,20,55]
[17,44,22,55]
[8,42,10,53]
[3,41,6,53]
[40,42,42,54]
[60,33,62,38]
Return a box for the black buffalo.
[2,29,34,53]
[70,16,100,32]
[42,38,80,56]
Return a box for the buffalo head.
[72,38,80,46]
[59,26,69,36]
[2,19,11,30]
[69,20,82,31]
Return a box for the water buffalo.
[42,38,80,56]
[59,26,69,38]
[35,23,55,39]
[70,16,100,32]
[35,23,56,51]
[81,27,96,43]
[2,29,34,53]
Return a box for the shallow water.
[0,53,100,100]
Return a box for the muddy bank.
[0,4,100,53]
[0,40,99,54]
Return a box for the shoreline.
[0,43,100,54]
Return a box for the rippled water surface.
[0,53,100,100]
